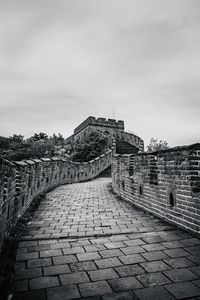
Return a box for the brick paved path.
[12,178,200,299]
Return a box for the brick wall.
[0,142,115,251]
[112,143,200,236]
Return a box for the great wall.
[0,116,200,252]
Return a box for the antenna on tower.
[112,107,115,119]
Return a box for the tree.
[146,138,169,152]
[71,131,109,162]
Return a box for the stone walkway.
[11,178,200,300]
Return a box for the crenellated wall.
[0,143,115,250]
[112,143,200,236]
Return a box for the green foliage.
[71,131,109,162]
[146,138,169,152]
[0,132,65,161]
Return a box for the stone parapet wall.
[0,143,115,251]
[116,131,144,152]
[112,143,200,236]
[74,116,124,135]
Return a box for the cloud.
[0,0,200,146]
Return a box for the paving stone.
[115,264,145,276]
[124,239,146,247]
[102,291,135,300]
[89,268,119,281]
[40,249,62,258]
[79,281,112,297]
[134,286,175,300]
[70,261,97,272]
[109,235,129,242]
[140,261,171,273]
[77,252,101,261]
[137,272,171,287]
[95,257,122,269]
[121,246,145,255]
[164,268,198,282]
[141,236,166,244]
[109,276,142,291]
[184,245,200,255]
[60,272,90,285]
[50,242,71,249]
[105,242,126,249]
[193,279,200,288]
[99,249,124,258]
[13,280,28,292]
[29,276,59,290]
[161,241,184,249]
[119,254,145,265]
[13,290,46,300]
[141,251,169,261]
[189,266,200,276]
[15,267,42,279]
[165,282,200,299]
[47,285,80,300]
[53,255,77,265]
[44,264,71,276]
[16,252,39,261]
[62,246,85,255]
[142,243,166,251]
[164,257,196,268]
[163,248,190,258]
[27,257,52,268]
[188,254,200,264]
[28,244,50,252]
[84,244,106,252]
[18,241,38,248]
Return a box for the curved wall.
[0,142,115,250]
[112,143,200,236]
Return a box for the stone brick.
[142,243,166,252]
[13,290,46,300]
[89,268,119,281]
[60,272,90,285]
[47,285,80,300]
[27,258,52,268]
[16,252,39,261]
[15,267,42,279]
[141,251,169,261]
[105,242,125,249]
[124,239,146,247]
[115,264,145,276]
[164,257,195,268]
[165,282,200,299]
[164,248,190,258]
[189,266,200,277]
[53,255,77,265]
[29,276,59,290]
[164,268,198,282]
[18,241,38,248]
[95,257,122,269]
[109,276,142,291]
[119,254,145,265]
[77,252,101,262]
[137,272,171,287]
[40,249,62,258]
[134,286,175,300]
[62,246,85,255]
[121,246,145,255]
[84,244,106,252]
[44,264,71,276]
[79,281,112,297]
[99,249,123,258]
[70,261,97,272]
[161,241,184,249]
[13,280,28,292]
[140,261,171,273]
[102,291,134,300]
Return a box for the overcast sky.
[0,0,200,147]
